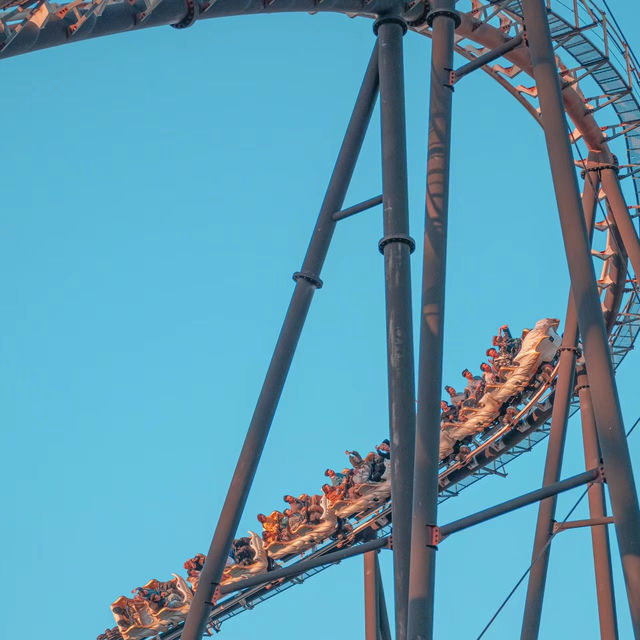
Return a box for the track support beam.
[219,536,390,595]
[520,168,599,640]
[452,32,524,83]
[376,14,416,640]
[180,44,380,640]
[600,165,640,285]
[364,552,380,640]
[332,194,383,221]
[377,555,393,640]
[522,1,640,635]
[440,467,601,538]
[407,2,456,639]
[552,517,615,533]
[577,365,619,639]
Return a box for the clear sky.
[2,2,639,639]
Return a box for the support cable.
[477,411,640,638]
[626,415,640,437]
[476,486,589,639]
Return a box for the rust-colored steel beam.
[577,365,619,640]
[376,14,416,640]
[600,166,640,285]
[364,552,380,640]
[520,168,600,640]
[180,45,381,640]
[522,1,640,635]
[408,1,457,639]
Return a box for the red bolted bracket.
[598,464,607,484]
[425,524,441,548]
[210,585,222,607]
[387,535,393,550]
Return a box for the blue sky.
[1,3,639,639]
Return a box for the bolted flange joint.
[171,0,198,29]
[425,523,440,548]
[581,163,619,178]
[406,1,430,28]
[378,234,416,254]
[426,8,461,28]
[373,15,408,36]
[293,270,323,289]
[558,346,581,353]
[598,464,607,484]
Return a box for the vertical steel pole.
[520,171,599,640]
[577,364,619,640]
[522,1,640,635]
[377,558,393,640]
[600,166,640,284]
[364,552,380,640]
[180,46,380,640]
[408,2,457,639]
[376,14,416,640]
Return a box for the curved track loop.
[17,0,633,636]
[1,0,637,350]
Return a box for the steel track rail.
[2,2,637,346]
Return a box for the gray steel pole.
[554,516,614,531]
[219,535,389,594]
[600,166,640,285]
[453,32,523,81]
[408,2,457,639]
[376,15,416,640]
[440,468,601,537]
[376,556,393,640]
[364,552,380,640]
[522,1,640,635]
[520,170,600,640]
[577,365,619,640]
[332,194,383,221]
[180,46,380,640]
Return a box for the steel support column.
[180,46,380,640]
[520,170,600,640]
[600,166,640,284]
[522,1,640,635]
[377,557,393,640]
[577,365,619,639]
[376,15,416,640]
[408,2,457,639]
[364,552,380,640]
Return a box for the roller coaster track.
[11,0,633,636]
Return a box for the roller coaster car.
[96,627,124,640]
[330,461,391,519]
[111,574,193,640]
[456,445,471,462]
[222,531,268,583]
[439,318,561,461]
[110,596,157,640]
[142,576,192,626]
[264,496,338,559]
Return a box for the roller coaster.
[6,0,638,638]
